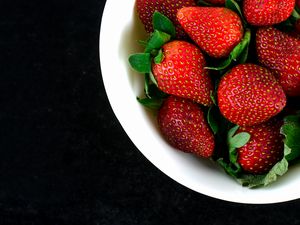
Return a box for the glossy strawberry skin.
[158,95,215,158]
[177,7,243,58]
[152,40,213,106]
[237,119,284,174]
[256,26,300,96]
[243,0,295,26]
[217,64,286,127]
[136,0,196,39]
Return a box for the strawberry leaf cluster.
[129,0,300,188]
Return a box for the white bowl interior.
[99,0,300,204]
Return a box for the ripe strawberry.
[136,0,197,39]
[237,119,284,174]
[152,40,213,106]
[217,64,286,127]
[158,95,215,158]
[243,0,295,26]
[205,0,225,5]
[177,7,243,58]
[256,26,300,96]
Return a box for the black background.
[0,0,300,224]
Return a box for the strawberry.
[217,64,286,127]
[256,26,300,96]
[152,40,214,106]
[236,118,284,174]
[243,0,295,26]
[158,95,215,158]
[136,0,197,39]
[205,0,225,5]
[177,7,244,58]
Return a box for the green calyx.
[129,29,170,73]
[129,11,176,73]
[218,125,250,177]
[128,11,176,109]
[152,11,176,39]
[221,112,300,188]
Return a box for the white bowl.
[99,0,300,204]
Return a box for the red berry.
[158,96,215,158]
[152,40,214,106]
[136,0,197,39]
[256,26,300,96]
[177,7,244,58]
[217,64,286,126]
[237,119,284,174]
[243,0,295,26]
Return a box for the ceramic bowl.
[99,0,300,203]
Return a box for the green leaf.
[218,158,241,177]
[234,112,300,188]
[149,71,158,86]
[281,112,300,161]
[237,42,249,64]
[228,129,250,166]
[154,49,164,64]
[137,97,164,110]
[152,11,176,38]
[137,83,168,110]
[210,90,217,105]
[207,106,219,135]
[205,29,251,71]
[229,132,251,148]
[237,157,289,188]
[145,30,171,54]
[128,53,151,73]
[292,8,300,21]
[144,73,151,97]
[227,125,239,139]
[217,125,250,178]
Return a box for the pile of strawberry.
[129,0,300,187]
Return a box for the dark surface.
[1,0,300,224]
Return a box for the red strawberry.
[217,64,286,127]
[256,26,300,96]
[177,7,243,58]
[243,0,295,26]
[205,0,225,5]
[237,118,284,174]
[136,0,197,39]
[158,95,215,158]
[152,40,213,106]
